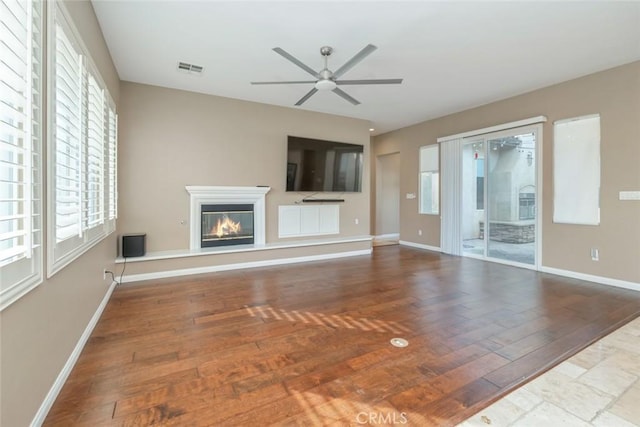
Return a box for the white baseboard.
[121,249,373,284]
[396,243,637,291]
[540,266,639,292]
[31,280,118,427]
[399,240,441,253]
[374,233,399,241]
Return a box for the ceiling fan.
[251,44,403,106]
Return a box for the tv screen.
[287,136,363,192]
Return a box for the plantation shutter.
[0,0,43,310]
[106,106,117,222]
[48,2,118,276]
[85,72,104,228]
[53,18,83,242]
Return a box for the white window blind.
[439,138,463,256]
[553,114,601,225]
[0,0,43,310]
[48,2,117,276]
[419,144,439,215]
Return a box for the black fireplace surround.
[200,204,254,248]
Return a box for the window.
[519,193,535,220]
[0,0,43,310]
[47,2,117,276]
[419,144,439,214]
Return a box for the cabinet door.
[278,206,301,237]
[319,205,339,234]
[300,206,321,235]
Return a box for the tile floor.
[458,316,640,426]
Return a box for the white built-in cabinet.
[278,205,340,238]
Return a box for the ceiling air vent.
[177,61,204,75]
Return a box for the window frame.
[0,0,44,311]
[46,1,117,277]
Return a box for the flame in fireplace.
[212,215,242,238]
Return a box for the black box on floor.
[122,233,146,258]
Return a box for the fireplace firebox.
[201,204,254,247]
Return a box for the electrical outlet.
[418,229,423,236]
[103,269,107,280]
[591,248,599,261]
[355,218,359,225]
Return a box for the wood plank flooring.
[44,246,640,426]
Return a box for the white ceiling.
[91,1,640,135]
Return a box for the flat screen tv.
[287,136,363,192]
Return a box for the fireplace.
[186,186,270,251]
[201,204,254,247]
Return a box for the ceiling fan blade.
[295,88,318,106]
[332,44,377,79]
[332,88,360,105]
[273,47,319,78]
[251,81,316,85]
[336,78,403,85]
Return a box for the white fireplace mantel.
[185,186,271,250]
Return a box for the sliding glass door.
[462,127,539,267]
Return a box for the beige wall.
[0,2,120,426]
[375,152,400,236]
[117,82,371,252]
[373,61,640,284]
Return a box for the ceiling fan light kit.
[251,44,403,106]
[315,79,336,91]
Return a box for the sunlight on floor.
[244,305,409,334]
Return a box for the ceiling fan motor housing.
[316,68,337,91]
[320,46,333,56]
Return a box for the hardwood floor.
[44,246,640,426]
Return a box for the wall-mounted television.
[287,136,364,192]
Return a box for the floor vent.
[390,338,409,348]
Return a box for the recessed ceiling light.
[369,128,375,132]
